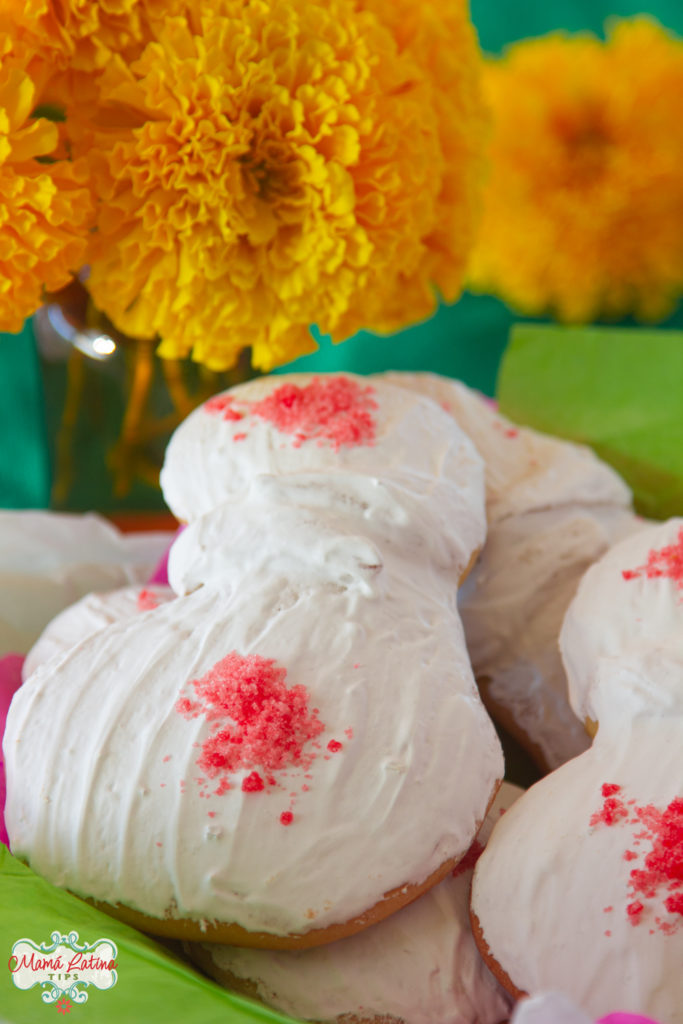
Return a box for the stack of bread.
[3,372,680,1023]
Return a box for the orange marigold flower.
[0,0,184,72]
[469,17,683,323]
[0,52,93,333]
[82,0,485,371]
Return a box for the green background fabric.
[0,322,50,510]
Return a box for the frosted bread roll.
[22,585,175,680]
[188,783,522,1024]
[380,372,631,522]
[381,371,635,769]
[0,510,172,656]
[5,503,502,947]
[460,504,642,769]
[561,518,683,725]
[160,374,485,529]
[471,686,683,1022]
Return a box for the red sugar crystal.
[176,652,324,798]
[233,433,247,442]
[622,526,683,589]
[665,893,683,915]
[280,811,294,826]
[327,740,343,753]
[250,377,377,451]
[590,784,629,827]
[242,771,265,793]
[452,839,484,878]
[137,588,160,612]
[627,901,644,921]
[204,394,244,422]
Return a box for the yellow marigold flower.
[0,53,93,333]
[0,0,184,72]
[469,18,683,323]
[82,0,484,371]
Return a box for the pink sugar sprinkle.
[344,727,354,740]
[233,432,247,442]
[175,652,324,801]
[622,527,683,589]
[204,394,244,422]
[504,427,519,439]
[250,377,377,451]
[327,739,343,753]
[207,811,216,818]
[242,771,265,793]
[163,755,171,763]
[627,900,644,922]
[452,839,484,878]
[590,784,629,827]
[590,785,683,933]
[137,588,160,612]
[280,811,294,826]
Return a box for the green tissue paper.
[0,845,298,1024]
[497,325,683,520]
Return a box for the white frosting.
[23,585,175,681]
[160,374,486,530]
[0,510,172,656]
[169,472,483,600]
[510,993,592,1024]
[380,372,631,523]
[5,504,502,938]
[191,783,521,1024]
[460,505,642,769]
[471,685,683,1022]
[561,518,683,723]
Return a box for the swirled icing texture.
[0,510,172,656]
[190,783,521,1024]
[22,585,175,680]
[159,374,486,534]
[471,682,683,1022]
[561,518,683,724]
[168,471,483,598]
[381,372,635,769]
[4,502,502,937]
